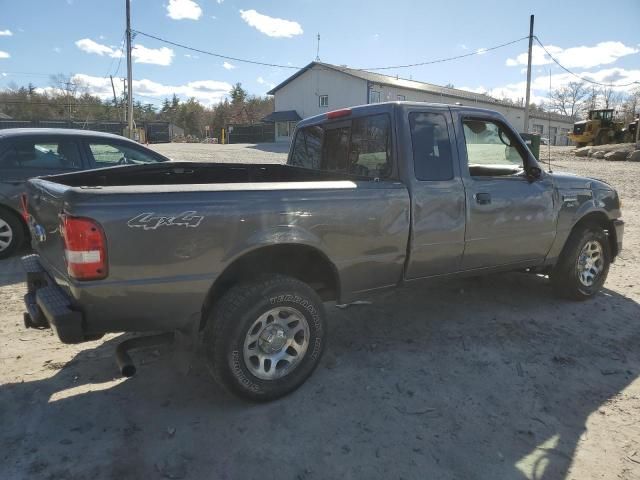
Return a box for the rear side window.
[289,113,391,179]
[409,112,453,181]
[0,140,82,170]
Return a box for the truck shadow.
[0,246,31,287]
[1,272,638,479]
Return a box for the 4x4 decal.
[127,211,204,230]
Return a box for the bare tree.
[549,81,589,119]
[600,86,625,111]
[621,87,640,123]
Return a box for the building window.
[369,90,381,104]
[319,95,328,107]
[397,95,406,101]
[532,124,544,135]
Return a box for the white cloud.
[76,38,174,66]
[223,61,236,70]
[211,15,217,20]
[132,44,174,66]
[53,47,61,54]
[75,38,120,57]
[167,0,202,20]
[460,67,640,105]
[0,29,13,36]
[184,53,199,59]
[257,76,265,84]
[216,0,224,3]
[476,47,487,55]
[0,51,10,59]
[459,44,468,50]
[506,41,639,69]
[69,73,232,105]
[239,9,302,38]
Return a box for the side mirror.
[527,166,542,179]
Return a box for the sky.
[0,0,639,107]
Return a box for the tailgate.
[25,178,70,280]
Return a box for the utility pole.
[315,33,321,61]
[523,14,534,133]
[125,0,134,138]
[109,75,118,106]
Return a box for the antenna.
[315,33,321,61]
[547,69,552,172]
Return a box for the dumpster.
[520,133,541,160]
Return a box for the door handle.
[475,193,491,205]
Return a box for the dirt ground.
[1,145,639,480]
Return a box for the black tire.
[203,275,327,402]
[551,224,611,300]
[0,208,26,260]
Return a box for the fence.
[0,119,174,143]
[227,123,275,144]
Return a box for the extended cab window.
[463,119,526,177]
[409,112,453,181]
[289,113,391,179]
[0,140,81,170]
[88,142,165,167]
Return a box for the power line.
[534,36,640,88]
[133,29,529,72]
[133,30,301,69]
[103,32,126,79]
[360,36,530,70]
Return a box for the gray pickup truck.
[22,102,623,401]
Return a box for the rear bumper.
[613,219,624,257]
[22,254,85,344]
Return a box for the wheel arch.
[570,210,618,258]
[0,203,29,240]
[200,243,341,330]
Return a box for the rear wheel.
[0,209,25,260]
[203,275,327,402]
[551,224,611,300]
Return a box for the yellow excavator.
[568,109,625,147]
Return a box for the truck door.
[454,112,556,270]
[404,107,466,279]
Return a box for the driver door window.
[88,142,162,167]
[463,119,525,176]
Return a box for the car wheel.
[0,209,25,260]
[203,275,327,402]
[551,224,611,300]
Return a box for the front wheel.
[203,275,327,402]
[551,224,611,300]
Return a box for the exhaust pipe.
[115,332,175,377]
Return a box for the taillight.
[326,108,351,120]
[60,215,108,280]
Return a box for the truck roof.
[297,101,504,128]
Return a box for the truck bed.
[26,161,410,335]
[46,162,357,187]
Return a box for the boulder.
[574,147,591,157]
[627,150,640,162]
[593,151,605,159]
[604,151,628,161]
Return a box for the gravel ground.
[149,142,290,164]
[1,145,639,480]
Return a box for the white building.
[266,62,573,144]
